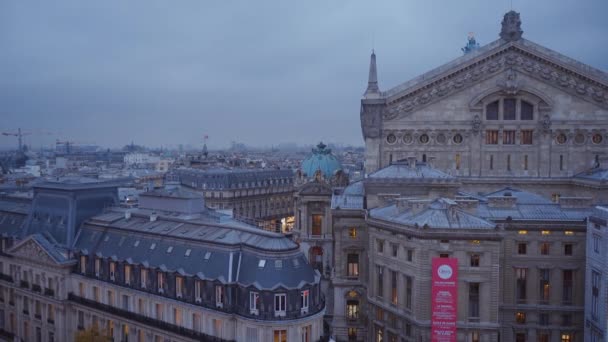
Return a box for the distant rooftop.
[368,160,454,180]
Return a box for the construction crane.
[1,128,31,152]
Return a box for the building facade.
[177,169,295,232]
[585,206,608,342]
[0,180,325,342]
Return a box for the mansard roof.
[74,224,316,290]
[331,181,364,210]
[367,160,455,181]
[370,198,495,230]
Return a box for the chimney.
[487,195,517,208]
[455,199,479,213]
[396,197,431,215]
[559,197,593,209]
[407,157,417,169]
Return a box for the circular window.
[403,134,413,144]
[453,134,463,144]
[386,134,396,144]
[436,134,446,144]
[556,133,567,145]
[592,134,603,144]
[419,134,429,144]
[574,134,585,145]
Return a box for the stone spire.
[500,10,523,41]
[364,50,380,98]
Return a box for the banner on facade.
[431,257,459,342]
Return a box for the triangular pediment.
[297,181,332,196]
[381,38,608,120]
[8,234,72,266]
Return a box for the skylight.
[185,249,191,257]
[167,246,173,253]
[204,252,211,260]
[134,240,140,247]
[258,260,266,268]
[150,243,156,250]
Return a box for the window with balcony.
[515,268,527,302]
[109,262,116,281]
[195,280,202,303]
[539,269,550,303]
[391,271,398,305]
[346,300,359,320]
[376,266,384,298]
[347,254,359,278]
[216,285,224,308]
[562,270,573,304]
[405,275,412,310]
[140,269,147,289]
[274,293,286,317]
[95,258,101,277]
[311,215,322,236]
[469,283,480,320]
[124,265,131,285]
[79,256,86,274]
[592,271,600,320]
[301,290,309,313]
[176,276,184,298]
[249,292,259,315]
[157,272,165,293]
[515,312,526,324]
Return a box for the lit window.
[346,227,357,239]
[541,230,550,235]
[515,312,526,324]
[347,254,359,278]
[79,256,86,274]
[518,230,528,235]
[485,130,499,144]
[564,231,574,236]
[346,300,359,320]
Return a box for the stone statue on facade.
[500,11,523,41]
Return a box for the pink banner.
[431,258,458,342]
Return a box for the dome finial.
[500,11,523,41]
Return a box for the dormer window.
[79,256,86,274]
[157,272,165,293]
[176,276,183,298]
[109,262,116,281]
[95,258,101,277]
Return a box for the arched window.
[521,101,534,120]
[486,101,499,120]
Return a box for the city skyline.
[1,0,607,149]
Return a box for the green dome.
[301,142,342,179]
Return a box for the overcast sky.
[1,0,607,150]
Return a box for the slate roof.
[574,168,608,182]
[177,168,294,190]
[0,199,30,237]
[465,187,591,221]
[331,181,364,210]
[368,161,454,180]
[75,210,316,290]
[370,198,495,230]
